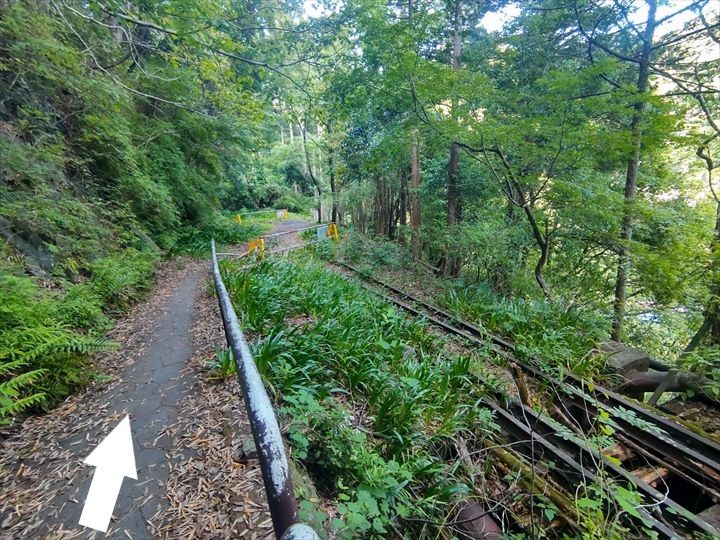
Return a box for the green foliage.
[53,283,110,333]
[282,389,414,537]
[171,214,263,257]
[438,285,607,377]
[0,359,45,422]
[88,249,157,314]
[0,0,296,421]
[224,256,497,536]
[679,348,720,399]
[0,268,126,422]
[574,479,643,539]
[339,230,406,269]
[220,161,313,214]
[208,347,236,379]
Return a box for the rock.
[0,216,55,276]
[455,502,502,540]
[131,226,162,252]
[698,504,720,530]
[599,341,649,376]
[237,434,258,462]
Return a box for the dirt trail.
[0,257,269,538]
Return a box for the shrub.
[88,249,158,315]
[208,347,236,379]
[171,214,263,256]
[438,285,607,377]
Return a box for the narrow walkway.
[0,257,270,538]
[1,220,313,539]
[0,260,204,538]
[230,218,315,256]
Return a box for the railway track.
[333,260,720,538]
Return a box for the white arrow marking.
[79,415,137,532]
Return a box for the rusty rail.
[335,261,720,538]
[211,240,319,540]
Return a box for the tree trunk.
[373,176,384,236]
[352,199,367,233]
[301,121,322,224]
[399,168,408,246]
[684,186,720,353]
[327,122,340,224]
[445,0,462,277]
[411,131,422,259]
[517,189,551,299]
[329,154,339,225]
[618,371,713,397]
[611,0,658,341]
[389,191,400,240]
[407,1,421,258]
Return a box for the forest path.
[0,246,279,537]
[230,218,316,256]
[1,259,205,538]
[264,219,316,245]
[0,219,317,539]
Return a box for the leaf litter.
[0,257,272,539]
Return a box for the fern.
[0,392,46,423]
[0,357,31,376]
[0,367,46,392]
[0,361,47,423]
[0,271,116,422]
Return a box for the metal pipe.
[215,250,251,258]
[211,240,319,539]
[237,208,288,216]
[262,223,331,239]
[266,239,325,256]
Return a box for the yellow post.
[234,214,243,224]
[248,238,266,259]
[328,223,339,241]
[284,209,289,219]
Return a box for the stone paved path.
[105,264,201,536]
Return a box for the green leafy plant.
[438,286,607,378]
[0,359,45,423]
[224,257,497,536]
[208,347,236,379]
[0,267,119,422]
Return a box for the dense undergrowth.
[222,256,505,537]
[336,231,720,400]
[220,250,656,538]
[0,213,262,424]
[340,231,609,380]
[220,248,670,538]
[0,248,155,419]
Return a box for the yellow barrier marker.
[248,238,265,259]
[284,209,289,219]
[328,223,339,241]
[234,214,243,224]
